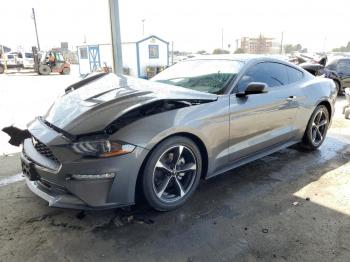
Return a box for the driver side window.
[237,62,288,91]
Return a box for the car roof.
[185,54,291,64]
[185,54,301,71]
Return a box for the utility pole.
[109,0,123,75]
[142,19,146,36]
[221,28,224,49]
[171,41,174,65]
[280,31,284,55]
[1,45,7,73]
[32,8,40,51]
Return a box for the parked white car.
[18,52,34,68]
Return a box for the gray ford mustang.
[8,55,336,211]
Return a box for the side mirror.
[236,82,268,97]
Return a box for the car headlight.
[72,140,135,157]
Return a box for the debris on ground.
[262,228,269,233]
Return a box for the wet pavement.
[0,96,349,262]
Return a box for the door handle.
[286,96,296,101]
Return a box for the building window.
[149,45,159,59]
[80,48,88,59]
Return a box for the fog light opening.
[70,173,116,180]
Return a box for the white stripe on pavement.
[0,173,25,187]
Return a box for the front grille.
[32,137,60,164]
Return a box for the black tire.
[38,65,51,75]
[61,67,70,75]
[142,136,202,211]
[0,65,4,74]
[334,80,341,95]
[300,105,329,151]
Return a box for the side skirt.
[206,140,299,179]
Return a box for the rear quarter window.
[286,66,304,84]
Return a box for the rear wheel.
[300,105,329,150]
[142,136,202,211]
[334,80,341,95]
[38,65,51,75]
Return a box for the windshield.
[151,59,243,94]
[25,53,33,58]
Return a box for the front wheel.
[38,65,51,75]
[300,105,329,151]
[142,136,202,211]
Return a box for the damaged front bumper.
[17,118,149,210]
[21,149,117,210]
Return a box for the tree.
[284,43,304,54]
[295,44,302,51]
[196,50,207,55]
[347,41,350,50]
[332,41,350,52]
[212,48,230,54]
[234,48,245,54]
[284,44,294,54]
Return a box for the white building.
[77,35,169,78]
[77,44,113,75]
[122,35,169,78]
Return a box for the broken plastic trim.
[2,126,31,146]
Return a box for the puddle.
[0,173,25,187]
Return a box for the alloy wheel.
[152,145,198,203]
[311,110,328,146]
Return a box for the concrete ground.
[0,75,350,261]
[0,66,80,155]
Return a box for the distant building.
[60,42,69,51]
[122,35,169,78]
[77,35,169,78]
[240,35,279,54]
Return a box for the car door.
[228,62,299,162]
[336,59,350,87]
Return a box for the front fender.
[112,96,231,176]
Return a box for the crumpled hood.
[43,74,217,135]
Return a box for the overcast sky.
[1,0,350,53]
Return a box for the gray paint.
[21,55,337,209]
